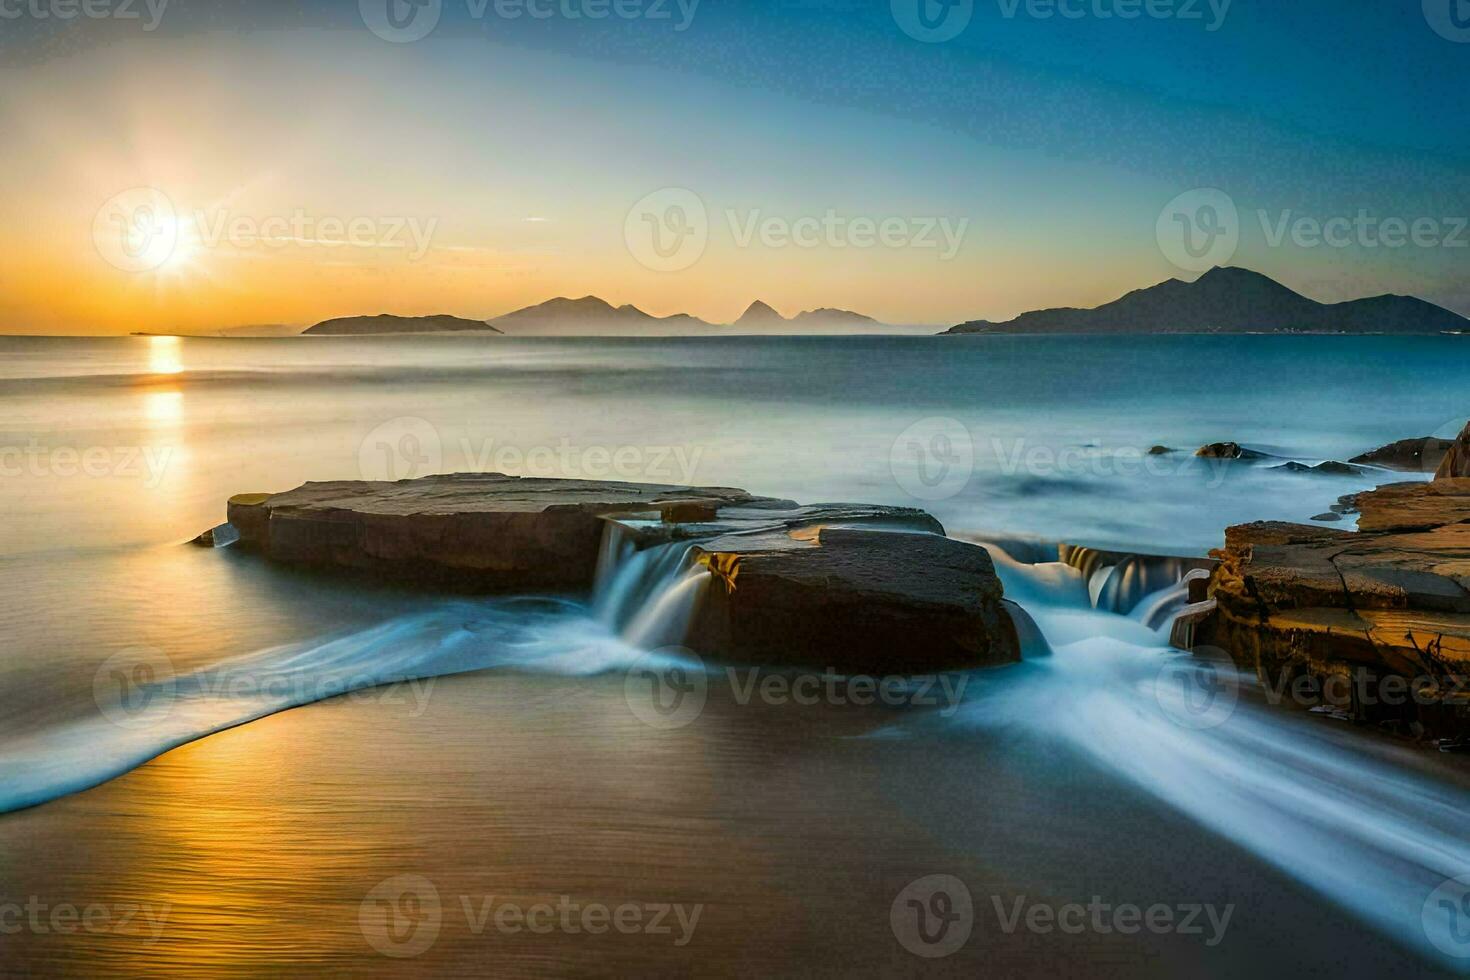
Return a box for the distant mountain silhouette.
[489,296,888,334]
[490,296,713,334]
[304,314,502,336]
[734,300,785,328]
[943,267,1468,335]
[792,307,880,328]
[733,301,882,330]
[301,296,896,338]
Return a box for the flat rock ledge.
[213,473,1020,673]
[223,474,780,590]
[1177,463,1470,738]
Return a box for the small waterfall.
[977,538,1212,642]
[592,522,710,649]
[624,568,711,649]
[1130,568,1212,633]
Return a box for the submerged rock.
[1195,442,1266,460]
[1273,460,1366,476]
[191,523,240,548]
[1147,445,1173,455]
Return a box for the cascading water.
[592,522,712,651]
[940,537,1470,970]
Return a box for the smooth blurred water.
[2,333,1465,557]
[2,333,1469,973]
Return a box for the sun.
[150,213,198,272]
[101,191,201,275]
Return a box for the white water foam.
[1,524,721,815]
[0,597,676,814]
[925,542,1470,970]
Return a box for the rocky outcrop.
[688,526,1017,673]
[1349,436,1454,472]
[1181,475,1470,738]
[215,475,1020,673]
[1195,442,1266,460]
[1437,422,1470,479]
[225,474,776,591]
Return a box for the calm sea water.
[1,334,1468,976]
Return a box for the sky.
[1,0,1467,334]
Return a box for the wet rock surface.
[1349,436,1454,472]
[215,475,1019,673]
[1437,423,1470,479]
[1195,442,1267,460]
[687,526,1018,673]
[1184,470,1470,737]
[225,474,778,591]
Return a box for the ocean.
[1,333,1468,976]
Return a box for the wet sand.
[0,669,1444,978]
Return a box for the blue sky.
[2,0,1467,332]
